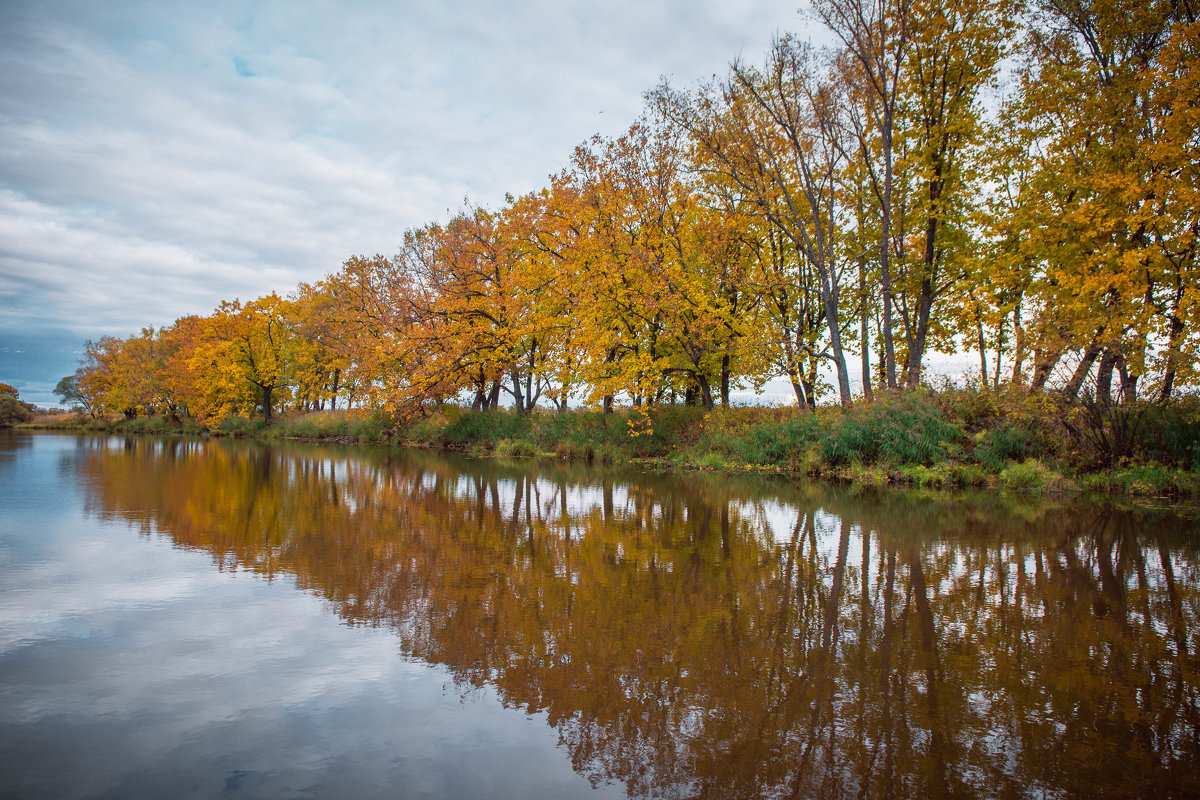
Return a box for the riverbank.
[21,390,1200,499]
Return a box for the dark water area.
[1,432,1197,799]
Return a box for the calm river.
[1,431,1197,799]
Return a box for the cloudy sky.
[0,0,828,405]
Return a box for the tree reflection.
[77,436,1200,798]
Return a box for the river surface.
[0,432,1197,799]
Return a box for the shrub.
[534,410,627,458]
[1080,464,1200,496]
[1064,396,1150,467]
[439,408,532,447]
[122,416,175,434]
[624,406,706,457]
[729,413,824,467]
[999,459,1061,492]
[217,416,269,437]
[405,409,453,444]
[819,393,960,466]
[693,451,726,470]
[532,406,705,459]
[947,464,989,487]
[552,439,597,462]
[271,411,392,443]
[895,464,952,489]
[845,463,891,486]
[972,424,1052,470]
[495,438,537,458]
[1135,396,1200,469]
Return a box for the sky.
[0,0,826,406]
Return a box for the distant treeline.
[59,0,1198,425]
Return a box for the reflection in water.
[77,435,1200,798]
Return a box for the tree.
[1011,0,1197,400]
[222,295,296,423]
[892,0,1016,388]
[815,0,913,390]
[0,383,35,425]
[53,373,92,414]
[561,116,759,409]
[658,36,857,406]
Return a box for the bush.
[819,393,960,466]
[623,405,707,457]
[534,409,623,458]
[692,451,726,470]
[999,459,1062,492]
[271,411,391,443]
[971,424,1052,470]
[894,464,947,488]
[1079,464,1200,496]
[0,393,35,426]
[1135,396,1200,469]
[729,413,824,467]
[495,438,537,458]
[947,464,989,487]
[122,416,176,434]
[531,406,705,460]
[218,416,269,437]
[438,408,532,447]
[1065,396,1150,467]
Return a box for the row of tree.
[63,0,1198,422]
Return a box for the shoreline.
[14,393,1200,502]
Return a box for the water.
[1,432,1197,799]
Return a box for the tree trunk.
[1117,355,1138,403]
[510,368,526,415]
[802,360,818,410]
[819,278,853,407]
[993,314,1004,393]
[1159,308,1185,401]
[1095,349,1116,403]
[791,374,807,408]
[977,312,989,389]
[1028,317,1068,392]
[700,377,714,410]
[880,108,898,390]
[720,354,731,407]
[1010,305,1026,388]
[860,257,873,401]
[1062,342,1102,399]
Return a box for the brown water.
[1,432,1197,799]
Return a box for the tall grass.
[269,411,389,443]
[819,393,960,466]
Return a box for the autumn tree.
[180,295,297,424]
[562,115,761,410]
[815,0,913,390]
[1011,0,1198,400]
[0,383,35,425]
[891,0,1016,388]
[658,36,858,406]
[75,330,167,418]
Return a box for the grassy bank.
[20,390,1200,499]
